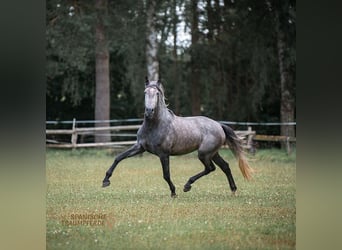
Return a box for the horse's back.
[170,116,225,155]
[175,116,224,136]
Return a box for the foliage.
[46,0,296,128]
[46,148,295,249]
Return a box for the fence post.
[71,118,77,148]
[246,126,250,148]
[286,136,291,155]
[246,126,256,154]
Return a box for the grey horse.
[102,78,253,197]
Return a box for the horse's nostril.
[145,108,154,116]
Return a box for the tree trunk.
[146,0,159,81]
[206,0,216,117]
[276,11,295,149]
[95,0,110,143]
[190,0,201,116]
[172,0,180,114]
[206,0,214,41]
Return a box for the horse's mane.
[156,83,174,115]
[167,109,175,116]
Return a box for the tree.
[274,1,296,144]
[94,0,111,143]
[190,0,201,115]
[171,0,180,114]
[146,0,159,80]
[46,0,296,142]
[46,1,96,122]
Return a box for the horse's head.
[144,77,165,119]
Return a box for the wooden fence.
[253,134,296,154]
[46,119,296,153]
[46,120,140,148]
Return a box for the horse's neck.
[143,105,172,128]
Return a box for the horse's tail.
[221,124,254,180]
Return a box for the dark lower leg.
[184,155,215,192]
[102,160,118,187]
[102,144,144,187]
[160,155,176,197]
[213,153,237,192]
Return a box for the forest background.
[46,0,296,142]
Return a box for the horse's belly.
[169,137,200,155]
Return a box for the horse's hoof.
[183,185,191,192]
[102,181,110,188]
[231,190,237,196]
[171,193,177,198]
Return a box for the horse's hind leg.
[183,152,216,192]
[212,153,237,193]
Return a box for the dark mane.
[167,109,175,116]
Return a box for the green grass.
[46,148,296,250]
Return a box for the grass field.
[46,148,296,250]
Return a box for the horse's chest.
[139,132,169,154]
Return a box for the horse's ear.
[145,76,149,86]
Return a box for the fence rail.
[46,119,296,153]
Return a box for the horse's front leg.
[159,154,177,198]
[102,143,145,187]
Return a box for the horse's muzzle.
[145,108,154,118]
